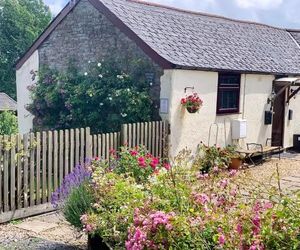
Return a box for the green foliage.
[0,0,51,98]
[0,110,18,135]
[63,182,94,228]
[27,61,155,133]
[193,144,231,173]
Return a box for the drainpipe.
[242,74,247,119]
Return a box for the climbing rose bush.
[53,148,300,249]
[27,60,154,133]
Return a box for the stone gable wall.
[39,0,162,118]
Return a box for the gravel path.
[244,158,300,184]
[0,212,87,250]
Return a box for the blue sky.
[44,0,300,29]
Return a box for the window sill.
[216,112,242,116]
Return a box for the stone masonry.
[39,0,163,118]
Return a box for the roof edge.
[88,0,174,69]
[128,0,287,31]
[15,0,80,70]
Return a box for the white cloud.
[235,0,283,9]
[45,0,67,15]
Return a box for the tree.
[0,110,18,135]
[0,0,51,98]
[27,60,155,133]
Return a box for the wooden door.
[271,85,285,146]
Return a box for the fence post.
[85,127,92,160]
[121,124,128,146]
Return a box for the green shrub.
[0,110,18,135]
[27,60,156,133]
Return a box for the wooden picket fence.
[0,120,169,223]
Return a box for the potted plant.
[181,93,203,113]
[224,146,244,170]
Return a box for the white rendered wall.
[160,70,275,157]
[16,50,39,134]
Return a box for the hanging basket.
[186,106,199,113]
[181,93,203,114]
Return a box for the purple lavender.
[51,164,91,208]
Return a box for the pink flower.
[218,179,229,189]
[218,234,226,245]
[109,149,116,156]
[263,201,273,210]
[229,169,238,177]
[80,214,88,224]
[150,157,159,169]
[196,173,209,179]
[252,215,261,235]
[85,224,94,233]
[130,150,138,156]
[230,188,237,197]
[213,166,219,173]
[138,157,147,168]
[236,223,243,235]
[163,163,171,170]
[193,192,210,205]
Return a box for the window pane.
[219,90,239,110]
[219,74,240,86]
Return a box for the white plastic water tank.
[231,119,247,140]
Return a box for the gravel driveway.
[0,212,87,250]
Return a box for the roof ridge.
[127,0,286,30]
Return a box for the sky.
[44,0,300,29]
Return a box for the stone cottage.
[16,0,300,155]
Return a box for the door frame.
[271,84,286,147]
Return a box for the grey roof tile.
[100,0,300,74]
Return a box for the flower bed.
[52,147,300,250]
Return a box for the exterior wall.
[161,69,275,156]
[16,50,39,134]
[38,0,162,118]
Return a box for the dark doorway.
[271,85,285,146]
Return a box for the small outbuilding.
[0,92,17,112]
[15,0,300,155]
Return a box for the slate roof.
[100,0,300,74]
[16,0,300,75]
[0,93,17,111]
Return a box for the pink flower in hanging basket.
[181,93,203,113]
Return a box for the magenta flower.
[218,234,226,245]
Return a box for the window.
[217,73,241,114]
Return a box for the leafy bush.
[53,147,300,249]
[27,60,156,133]
[0,110,18,135]
[194,144,231,173]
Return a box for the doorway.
[271,85,285,146]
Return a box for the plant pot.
[186,107,199,113]
[229,158,242,170]
[88,234,110,250]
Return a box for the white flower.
[108,97,113,101]
[121,113,127,117]
[98,74,103,78]
[117,75,124,80]
[127,88,130,92]
[100,103,104,106]
[97,63,102,67]
[149,82,153,86]
[84,72,88,76]
[88,60,91,64]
